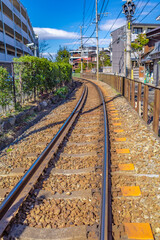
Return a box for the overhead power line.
[100,0,110,21]
[103,9,122,39]
[83,0,86,27]
[135,0,150,21]
[139,2,160,22]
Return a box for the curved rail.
[76,77,110,240]
[0,85,88,237]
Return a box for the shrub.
[0,67,12,112]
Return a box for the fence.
[81,73,160,136]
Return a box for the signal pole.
[123,0,136,78]
[96,0,99,81]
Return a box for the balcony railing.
[16,40,22,49]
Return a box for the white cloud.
[100,18,126,31]
[34,27,79,40]
[41,52,56,60]
[64,38,111,47]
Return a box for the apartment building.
[110,23,160,78]
[0,0,38,62]
[70,46,110,71]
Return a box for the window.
[133,27,143,34]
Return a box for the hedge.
[0,56,72,112]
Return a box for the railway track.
[0,80,109,240]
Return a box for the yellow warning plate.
[110,110,118,113]
[113,123,122,126]
[111,118,120,120]
[118,164,134,171]
[111,113,118,116]
[114,129,124,133]
[124,223,154,239]
[121,186,141,196]
[116,149,130,153]
[115,137,126,141]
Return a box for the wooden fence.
[81,73,160,136]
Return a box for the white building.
[0,0,38,62]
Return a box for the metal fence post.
[137,82,142,116]
[131,81,135,108]
[143,85,149,123]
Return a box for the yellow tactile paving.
[112,123,122,126]
[114,129,124,133]
[124,223,154,239]
[118,163,134,171]
[116,149,130,153]
[115,137,126,141]
[121,186,141,196]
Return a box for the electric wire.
[139,1,160,22]
[83,0,86,27]
[135,0,150,21]
[103,9,122,39]
[100,0,110,22]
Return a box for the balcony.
[2,0,12,12]
[16,40,22,49]
[0,52,6,61]
[13,6,20,17]
[0,32,3,42]
[23,45,33,55]
[6,54,15,62]
[14,23,22,36]
[21,14,28,27]
[5,34,15,46]
[3,14,14,29]
[22,29,28,40]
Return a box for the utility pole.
[126,19,131,78]
[80,26,83,74]
[96,0,99,81]
[123,0,136,78]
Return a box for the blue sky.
[21,0,160,57]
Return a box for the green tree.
[131,33,149,66]
[56,47,70,63]
[99,52,111,68]
[39,40,50,58]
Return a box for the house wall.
[111,23,160,77]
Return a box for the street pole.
[80,26,83,74]
[96,0,99,81]
[126,18,131,78]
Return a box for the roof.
[146,27,160,41]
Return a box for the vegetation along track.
[0,80,109,240]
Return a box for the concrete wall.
[111,26,125,75]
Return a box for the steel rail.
[0,85,88,237]
[77,77,110,240]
